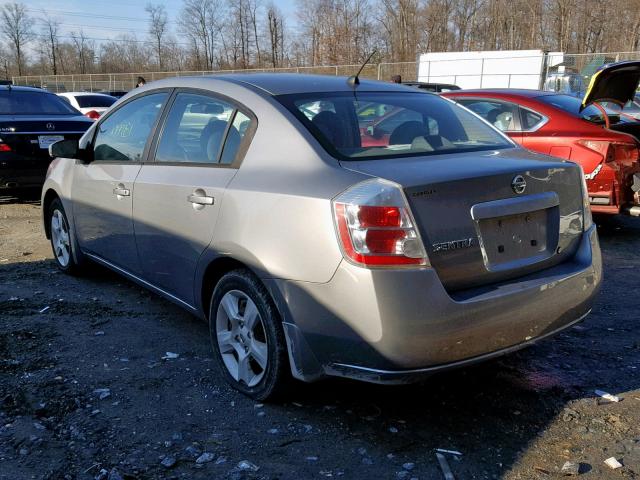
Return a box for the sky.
[14,0,297,50]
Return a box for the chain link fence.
[10,62,418,93]
[10,52,640,94]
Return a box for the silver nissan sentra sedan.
[41,74,602,400]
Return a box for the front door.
[133,91,255,305]
[72,92,169,273]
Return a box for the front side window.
[155,92,252,165]
[93,92,167,162]
[0,91,79,115]
[455,98,518,132]
[278,92,512,160]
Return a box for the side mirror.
[49,139,92,162]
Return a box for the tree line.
[1,0,640,78]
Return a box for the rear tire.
[209,269,291,401]
[48,198,86,275]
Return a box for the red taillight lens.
[0,143,11,152]
[85,110,101,120]
[357,205,401,228]
[333,179,428,267]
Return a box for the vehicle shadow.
[0,187,41,205]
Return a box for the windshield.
[278,92,512,160]
[537,94,623,124]
[0,90,80,115]
[75,95,117,108]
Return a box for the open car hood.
[582,61,640,110]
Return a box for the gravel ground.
[1,189,640,480]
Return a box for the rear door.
[72,91,170,273]
[132,90,256,306]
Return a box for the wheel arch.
[197,255,325,383]
[42,189,61,239]
[199,256,255,321]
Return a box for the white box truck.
[417,50,564,89]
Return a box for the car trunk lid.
[340,148,585,291]
[0,115,91,159]
[582,61,640,110]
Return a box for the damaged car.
[42,74,601,400]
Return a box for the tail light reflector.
[332,179,429,267]
[0,143,11,152]
[85,110,101,120]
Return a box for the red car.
[442,62,640,216]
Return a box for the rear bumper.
[268,225,601,383]
[0,153,50,188]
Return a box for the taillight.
[576,139,639,166]
[576,164,593,230]
[85,110,101,120]
[0,143,11,152]
[332,178,429,267]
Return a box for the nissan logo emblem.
[511,175,526,194]
[46,123,55,130]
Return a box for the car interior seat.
[389,121,426,145]
[311,111,349,148]
[494,111,513,131]
[200,119,229,162]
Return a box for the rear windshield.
[537,94,622,124]
[0,90,79,115]
[75,95,117,108]
[277,92,512,160]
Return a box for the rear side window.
[455,98,518,131]
[0,91,79,115]
[75,95,117,108]
[93,92,167,162]
[520,109,545,130]
[278,92,511,160]
[155,92,253,165]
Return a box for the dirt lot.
[1,190,639,480]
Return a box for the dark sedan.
[0,86,93,189]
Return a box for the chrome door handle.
[188,193,214,205]
[113,187,130,197]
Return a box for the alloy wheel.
[51,209,71,267]
[215,289,269,387]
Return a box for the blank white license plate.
[38,135,64,149]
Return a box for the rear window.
[75,95,117,108]
[538,94,621,124]
[0,90,79,115]
[278,92,512,160]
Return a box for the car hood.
[582,61,640,110]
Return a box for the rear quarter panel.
[210,91,365,284]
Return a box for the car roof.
[60,91,114,96]
[445,89,558,98]
[151,73,419,96]
[0,85,49,93]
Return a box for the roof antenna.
[347,50,377,88]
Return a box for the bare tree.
[267,3,285,67]
[179,0,222,70]
[70,30,94,74]
[146,3,169,69]
[0,2,32,76]
[41,16,60,75]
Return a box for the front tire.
[209,269,291,401]
[48,198,85,275]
